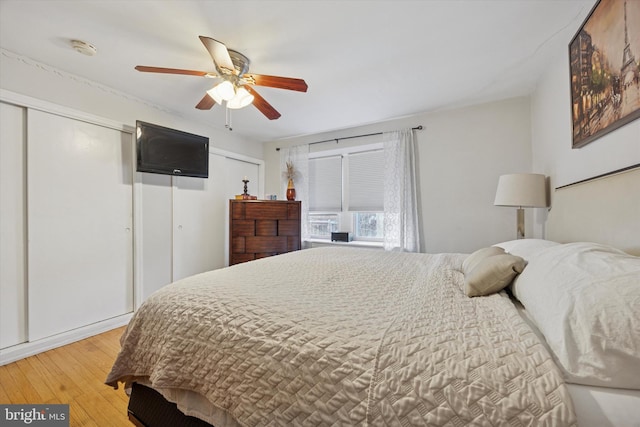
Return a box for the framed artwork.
[569,0,640,148]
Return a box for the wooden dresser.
[229,200,302,265]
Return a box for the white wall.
[264,49,639,253]
[531,53,639,188]
[264,97,533,253]
[530,47,640,238]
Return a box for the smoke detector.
[71,40,97,56]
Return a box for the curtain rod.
[276,125,423,151]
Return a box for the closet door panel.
[223,157,260,265]
[27,110,134,341]
[0,102,27,349]
[140,172,172,301]
[172,153,225,280]
[224,157,260,200]
[172,154,260,279]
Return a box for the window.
[354,212,384,240]
[308,155,342,212]
[347,150,384,212]
[308,213,339,238]
[307,141,384,243]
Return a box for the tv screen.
[136,121,209,178]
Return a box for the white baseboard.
[0,313,133,366]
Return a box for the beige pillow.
[465,254,526,297]
[462,246,506,274]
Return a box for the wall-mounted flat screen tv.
[136,120,209,178]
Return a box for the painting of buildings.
[570,0,640,148]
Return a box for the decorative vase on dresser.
[229,199,302,265]
[286,179,296,201]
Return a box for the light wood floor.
[0,327,131,426]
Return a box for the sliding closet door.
[27,110,134,341]
[222,156,260,265]
[139,172,172,301]
[172,153,260,279]
[0,102,27,349]
[172,153,223,281]
[224,157,260,200]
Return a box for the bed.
[106,168,640,426]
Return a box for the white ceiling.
[0,0,594,142]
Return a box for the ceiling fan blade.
[245,74,308,92]
[199,36,235,74]
[245,86,281,120]
[195,93,216,110]
[135,66,213,77]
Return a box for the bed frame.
[546,164,640,256]
[127,383,213,427]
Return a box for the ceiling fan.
[135,36,308,121]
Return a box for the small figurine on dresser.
[235,176,257,200]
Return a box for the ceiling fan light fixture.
[208,80,235,102]
[136,36,307,122]
[227,86,254,109]
[206,86,224,104]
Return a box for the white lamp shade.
[206,86,223,104]
[494,173,548,207]
[227,86,254,109]
[207,80,235,102]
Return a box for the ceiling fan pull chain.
[225,105,233,131]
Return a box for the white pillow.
[512,242,640,389]
[493,238,560,261]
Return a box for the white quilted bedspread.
[106,247,576,426]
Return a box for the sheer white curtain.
[383,129,420,252]
[279,145,309,241]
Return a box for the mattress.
[106,246,577,426]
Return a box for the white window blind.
[309,155,342,211]
[348,149,384,211]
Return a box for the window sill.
[305,238,383,248]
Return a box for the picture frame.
[569,0,640,148]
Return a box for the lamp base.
[516,207,525,239]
